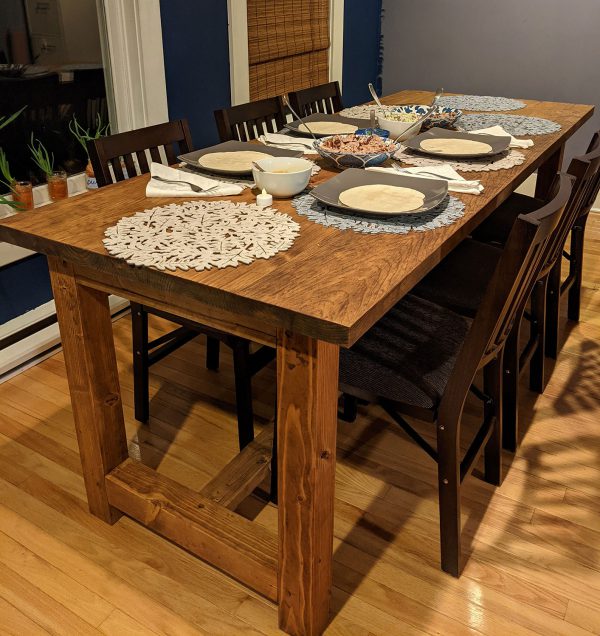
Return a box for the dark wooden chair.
[472,132,600,358]
[287,81,343,116]
[338,174,573,576]
[411,146,599,453]
[88,121,274,449]
[214,96,286,142]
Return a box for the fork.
[151,175,217,192]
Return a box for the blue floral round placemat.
[439,95,526,112]
[459,113,561,136]
[291,192,465,235]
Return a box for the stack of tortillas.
[299,122,358,135]
[419,138,492,156]
[339,184,425,214]
[198,150,271,172]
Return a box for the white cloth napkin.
[367,164,484,195]
[470,125,534,149]
[259,132,316,153]
[145,162,245,197]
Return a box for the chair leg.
[545,261,561,360]
[436,418,462,577]
[206,336,220,370]
[529,276,548,394]
[231,339,255,450]
[502,322,520,452]
[131,302,150,424]
[484,351,503,486]
[340,393,358,422]
[568,218,588,322]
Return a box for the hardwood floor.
[1,215,599,635]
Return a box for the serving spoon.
[282,94,318,141]
[368,83,383,109]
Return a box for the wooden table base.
[48,256,339,636]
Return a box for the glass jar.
[12,181,34,211]
[85,161,98,190]
[47,170,68,201]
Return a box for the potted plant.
[29,133,68,201]
[0,106,31,211]
[69,114,110,189]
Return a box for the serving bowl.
[313,136,401,169]
[385,104,463,130]
[377,112,422,141]
[251,157,313,197]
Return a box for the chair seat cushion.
[412,238,502,318]
[340,294,472,412]
[471,192,543,245]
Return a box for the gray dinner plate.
[403,127,511,158]
[310,168,448,218]
[178,140,303,176]
[286,113,372,138]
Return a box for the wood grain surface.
[0,92,593,346]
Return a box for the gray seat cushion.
[340,294,472,412]
[412,238,502,318]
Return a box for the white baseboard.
[0,295,129,381]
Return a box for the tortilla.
[299,121,358,135]
[419,138,493,156]
[339,184,425,213]
[197,150,271,172]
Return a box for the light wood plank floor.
[1,215,599,635]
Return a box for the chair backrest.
[87,119,193,187]
[214,96,286,142]
[541,130,600,271]
[440,173,574,421]
[287,81,343,116]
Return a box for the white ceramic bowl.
[377,115,422,141]
[252,157,312,198]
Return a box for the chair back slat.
[88,119,193,187]
[288,81,343,117]
[110,156,125,182]
[122,154,137,180]
[439,173,574,421]
[214,97,286,142]
[135,150,150,174]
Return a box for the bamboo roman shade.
[247,0,330,101]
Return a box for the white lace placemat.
[459,114,561,136]
[291,192,465,235]
[395,147,526,173]
[438,95,526,111]
[104,200,299,271]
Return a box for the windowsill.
[0,172,90,267]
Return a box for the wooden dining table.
[0,90,593,635]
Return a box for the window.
[0,0,110,186]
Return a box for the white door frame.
[227,0,344,106]
[98,0,169,132]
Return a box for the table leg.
[276,330,339,636]
[48,257,128,523]
[535,145,565,199]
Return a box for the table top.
[0,90,593,346]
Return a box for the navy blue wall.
[0,255,52,325]
[342,0,383,107]
[159,0,231,150]
[159,1,383,145]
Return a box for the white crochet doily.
[292,192,465,235]
[103,200,299,271]
[395,147,526,173]
[438,95,526,111]
[459,114,561,136]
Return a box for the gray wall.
[381,0,599,159]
